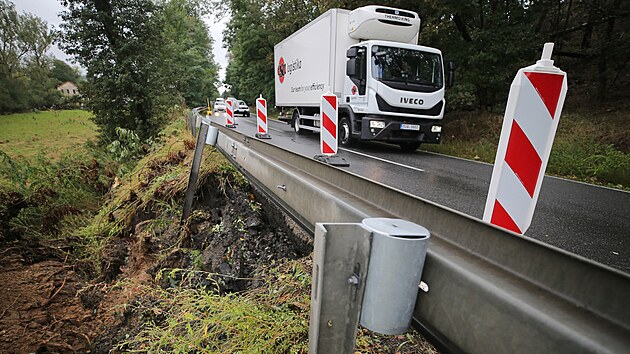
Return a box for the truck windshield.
[371,45,443,90]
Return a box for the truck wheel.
[292,110,304,135]
[339,117,354,146]
[399,142,421,152]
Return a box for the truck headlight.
[431,125,442,133]
[370,120,386,129]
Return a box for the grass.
[118,258,436,353]
[423,106,630,189]
[66,116,230,274]
[119,260,311,353]
[0,110,97,161]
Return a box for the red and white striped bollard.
[225,98,236,128]
[483,43,568,234]
[255,95,271,139]
[313,93,348,167]
[320,93,338,155]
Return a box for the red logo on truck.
[277,57,286,83]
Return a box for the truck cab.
[342,41,447,151]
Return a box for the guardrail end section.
[309,223,372,354]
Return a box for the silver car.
[235,100,250,117]
[214,98,226,112]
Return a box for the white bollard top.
[537,42,555,68]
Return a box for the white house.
[56,81,80,96]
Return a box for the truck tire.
[292,110,305,135]
[399,142,421,152]
[339,117,354,146]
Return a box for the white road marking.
[339,147,425,173]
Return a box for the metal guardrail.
[193,109,630,354]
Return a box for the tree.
[222,0,325,105]
[50,59,81,85]
[531,0,630,101]
[60,0,176,142]
[159,0,219,106]
[0,0,58,112]
[60,0,220,142]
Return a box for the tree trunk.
[597,17,616,101]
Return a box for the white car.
[235,100,250,117]
[214,98,226,112]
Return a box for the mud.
[0,161,313,353]
[0,242,97,353]
[89,174,313,352]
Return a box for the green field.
[0,110,97,160]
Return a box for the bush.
[0,151,114,240]
[548,138,630,186]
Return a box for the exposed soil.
[0,242,97,353]
[0,161,434,353]
[0,167,313,353]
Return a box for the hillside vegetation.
[426,103,630,188]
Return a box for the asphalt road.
[207,112,630,273]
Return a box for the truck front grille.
[376,94,443,117]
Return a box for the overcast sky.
[12,0,229,81]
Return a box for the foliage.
[0,149,112,241]
[159,0,220,107]
[59,0,219,143]
[50,58,82,85]
[549,139,630,185]
[118,261,311,352]
[222,0,325,104]
[67,114,229,274]
[119,256,436,353]
[59,0,172,142]
[0,0,61,112]
[107,127,149,163]
[424,110,630,189]
[220,0,630,110]
[0,109,107,242]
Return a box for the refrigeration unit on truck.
[274,5,454,151]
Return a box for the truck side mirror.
[346,58,357,77]
[446,61,456,88]
[347,47,358,58]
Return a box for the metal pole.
[191,113,197,137]
[309,223,372,354]
[186,110,191,132]
[181,122,209,223]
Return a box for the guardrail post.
[181,122,209,223]
[309,218,430,353]
[186,110,191,133]
[190,110,197,137]
[309,223,372,354]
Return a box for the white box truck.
[274,5,454,151]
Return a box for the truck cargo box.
[274,9,355,107]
